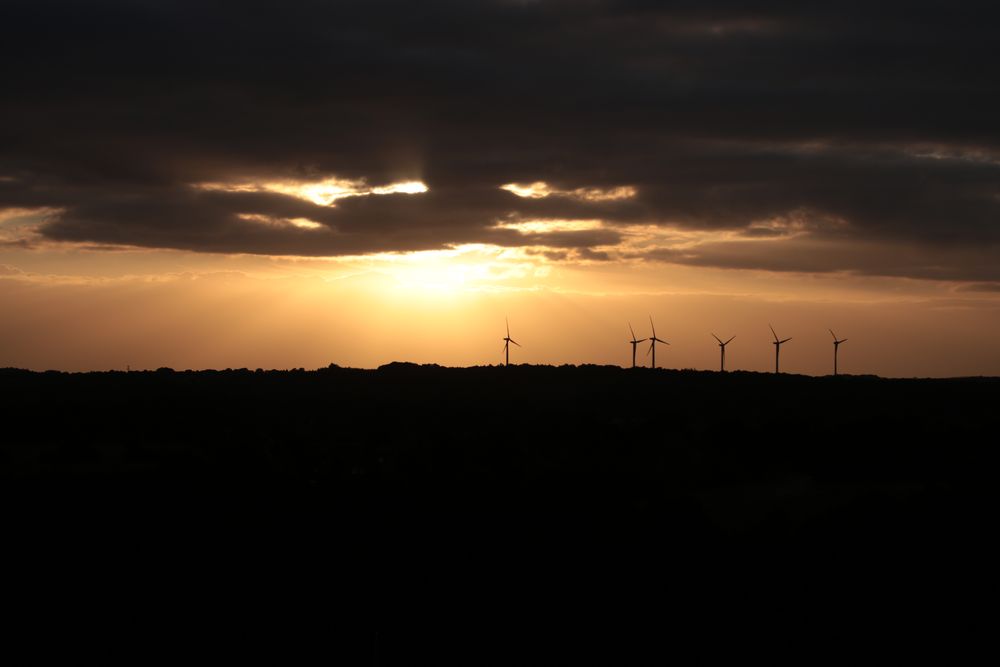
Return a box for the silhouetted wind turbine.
[628,323,647,369]
[502,318,521,367]
[769,324,791,374]
[830,329,848,376]
[646,316,669,369]
[712,334,735,372]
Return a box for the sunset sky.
[3,1,1000,376]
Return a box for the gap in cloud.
[500,182,636,201]
[370,181,429,195]
[0,206,62,246]
[740,209,850,239]
[0,206,62,225]
[195,177,428,206]
[495,219,604,234]
[236,213,325,230]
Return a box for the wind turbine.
[769,324,791,374]
[502,318,521,367]
[646,316,669,369]
[628,323,647,369]
[712,334,735,372]
[830,329,848,376]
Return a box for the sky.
[3,0,1000,376]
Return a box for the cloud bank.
[2,1,1000,279]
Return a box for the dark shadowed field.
[2,364,996,660]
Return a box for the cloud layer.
[2,1,1000,279]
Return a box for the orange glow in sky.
[4,230,1000,377]
[5,3,1000,379]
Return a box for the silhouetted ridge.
[1,365,997,563]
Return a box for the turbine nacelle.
[770,324,791,345]
[712,334,735,347]
[628,322,646,345]
[646,336,669,351]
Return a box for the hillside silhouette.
[4,363,996,540]
[2,364,996,660]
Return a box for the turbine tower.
[628,323,647,369]
[502,318,521,367]
[712,334,735,372]
[769,324,791,374]
[646,315,669,369]
[830,329,848,376]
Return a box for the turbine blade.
[649,315,656,338]
[629,322,636,340]
[506,318,510,338]
[769,324,778,341]
[781,337,792,344]
[510,339,521,347]
[647,342,653,356]
[841,338,847,344]
[725,336,735,345]
[712,333,723,344]
[829,329,837,340]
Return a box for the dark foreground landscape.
[3,364,997,659]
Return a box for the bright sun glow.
[331,244,546,296]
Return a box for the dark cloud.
[2,1,1000,278]
[577,248,613,262]
[639,236,1000,282]
[29,183,623,255]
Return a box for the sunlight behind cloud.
[501,182,636,201]
[196,177,429,206]
[496,219,604,234]
[289,218,324,230]
[0,206,61,224]
[371,181,429,195]
[0,206,61,245]
[236,213,325,230]
[501,181,553,198]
